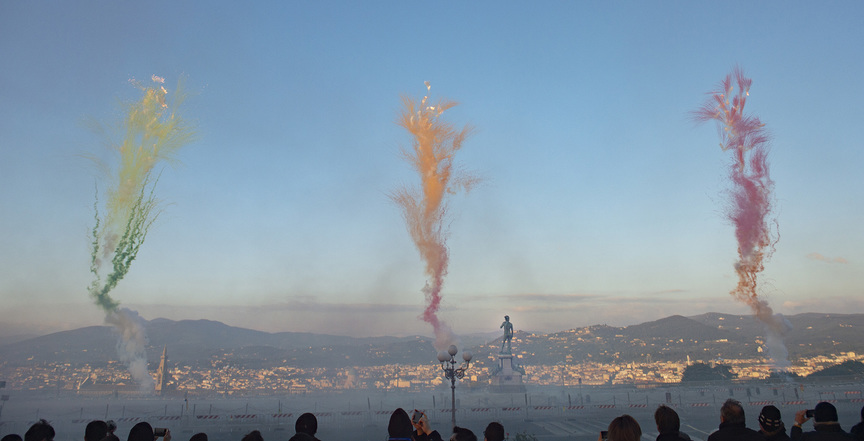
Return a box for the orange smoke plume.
[392,82,479,350]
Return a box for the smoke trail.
[105,308,154,391]
[88,75,194,390]
[391,82,479,350]
[694,67,790,368]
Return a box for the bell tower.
[155,346,169,394]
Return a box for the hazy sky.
[1,1,862,338]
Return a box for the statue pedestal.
[490,353,525,392]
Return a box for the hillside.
[1,313,863,369]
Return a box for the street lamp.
[0,380,7,421]
[437,344,472,430]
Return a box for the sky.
[1,1,862,339]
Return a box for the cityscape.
[3,317,864,441]
[3,335,862,395]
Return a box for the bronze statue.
[500,315,513,354]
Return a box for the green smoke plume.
[88,177,159,312]
[88,75,193,310]
[86,75,194,390]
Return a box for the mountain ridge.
[1,313,862,369]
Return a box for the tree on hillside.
[808,360,864,378]
[767,370,801,381]
[680,362,736,382]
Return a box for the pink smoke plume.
[694,67,790,368]
[392,82,479,350]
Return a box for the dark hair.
[24,420,55,441]
[608,415,641,441]
[127,422,153,441]
[451,426,477,441]
[484,422,505,441]
[388,408,413,438]
[295,413,318,436]
[85,420,109,441]
[2,434,23,441]
[655,405,680,433]
[241,431,263,441]
[721,399,745,425]
[814,402,838,423]
[189,433,208,441]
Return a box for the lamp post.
[0,380,7,421]
[437,344,472,430]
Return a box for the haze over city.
[1,1,862,339]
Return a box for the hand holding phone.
[795,409,811,426]
[412,410,431,435]
[411,409,424,425]
[154,427,171,441]
[153,428,171,441]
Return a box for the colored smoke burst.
[87,75,195,389]
[694,67,790,368]
[391,82,479,350]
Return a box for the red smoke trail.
[694,67,789,366]
[392,83,478,349]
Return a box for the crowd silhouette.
[3,401,864,441]
[598,400,862,441]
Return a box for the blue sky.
[1,1,862,338]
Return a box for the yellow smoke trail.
[102,76,194,248]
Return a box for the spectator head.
[2,434,23,441]
[241,431,263,441]
[189,434,208,441]
[100,434,120,441]
[451,426,477,441]
[127,422,153,441]
[720,399,745,425]
[608,415,641,441]
[295,413,318,437]
[814,402,839,424]
[758,405,784,434]
[860,405,864,422]
[25,420,55,441]
[655,405,680,433]
[388,408,413,439]
[483,422,505,441]
[85,420,109,441]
